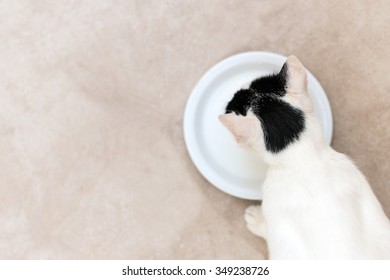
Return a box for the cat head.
[219,55,313,155]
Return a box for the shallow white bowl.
[184,52,333,200]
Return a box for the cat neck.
[263,115,329,168]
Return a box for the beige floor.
[0,0,389,259]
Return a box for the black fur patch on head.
[252,96,305,153]
[223,62,305,153]
[250,63,288,96]
[225,89,255,116]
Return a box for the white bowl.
[184,52,333,200]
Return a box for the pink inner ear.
[286,55,307,91]
[219,114,234,128]
[219,113,255,144]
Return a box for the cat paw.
[245,205,267,239]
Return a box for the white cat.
[219,56,390,259]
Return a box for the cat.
[219,55,390,259]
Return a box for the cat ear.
[219,113,257,144]
[284,55,308,93]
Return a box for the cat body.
[261,115,390,259]
[219,56,390,259]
